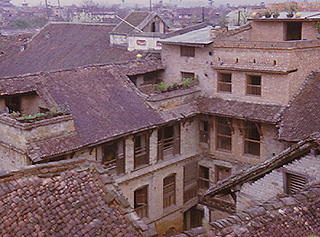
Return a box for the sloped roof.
[0,59,165,161]
[176,181,320,237]
[198,97,284,124]
[279,71,320,141]
[160,25,214,46]
[0,158,155,236]
[111,11,152,34]
[0,23,141,78]
[202,133,320,199]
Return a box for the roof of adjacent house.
[0,58,167,161]
[202,133,320,198]
[175,180,320,237]
[279,71,320,141]
[0,158,156,236]
[198,97,284,124]
[111,11,159,34]
[0,23,142,78]
[159,25,214,46]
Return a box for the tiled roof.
[111,11,152,34]
[0,60,165,161]
[176,181,320,237]
[202,133,320,198]
[0,23,142,78]
[0,33,33,60]
[0,158,156,236]
[198,97,284,123]
[279,71,320,141]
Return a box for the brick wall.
[237,153,320,211]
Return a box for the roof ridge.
[202,135,318,198]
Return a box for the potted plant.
[273,12,280,18]
[285,4,298,18]
[264,11,272,18]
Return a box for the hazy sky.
[11,0,291,8]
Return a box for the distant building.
[110,11,168,51]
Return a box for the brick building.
[159,12,320,222]
[0,11,320,236]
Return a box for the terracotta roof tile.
[198,97,284,123]
[0,23,142,78]
[279,71,320,141]
[178,181,320,237]
[0,158,154,236]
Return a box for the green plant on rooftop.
[16,107,70,123]
[153,76,198,93]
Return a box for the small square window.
[180,46,195,57]
[246,75,261,96]
[285,172,307,194]
[218,73,232,92]
[181,71,195,80]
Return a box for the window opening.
[244,121,261,156]
[216,117,232,151]
[163,174,176,209]
[285,22,302,40]
[158,123,180,160]
[217,73,232,92]
[200,120,210,143]
[180,46,195,57]
[199,166,210,189]
[215,165,231,183]
[184,161,198,203]
[285,172,307,194]
[246,75,261,96]
[134,133,149,169]
[134,186,148,218]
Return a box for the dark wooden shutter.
[157,128,164,161]
[184,161,198,203]
[173,123,180,155]
[116,139,125,174]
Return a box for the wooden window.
[200,120,210,143]
[199,165,210,189]
[102,139,125,174]
[181,71,195,79]
[158,123,180,160]
[285,22,302,41]
[183,205,204,230]
[184,161,198,203]
[5,95,21,113]
[217,72,232,92]
[216,117,232,151]
[215,165,231,183]
[285,172,307,194]
[180,46,195,57]
[134,186,148,218]
[163,174,176,209]
[244,121,261,157]
[246,75,261,96]
[134,133,149,169]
